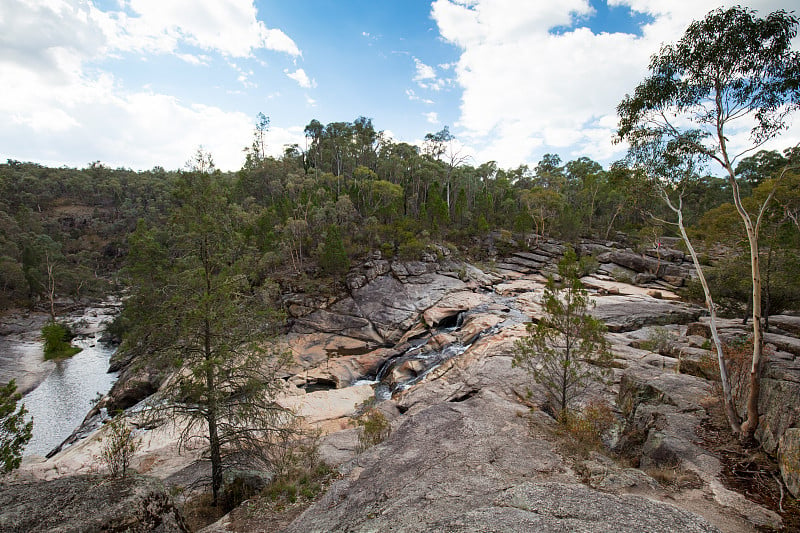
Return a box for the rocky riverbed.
[6,239,800,532]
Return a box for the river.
[0,300,120,457]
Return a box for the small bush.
[397,237,425,260]
[100,414,139,478]
[353,400,391,453]
[262,461,332,507]
[42,321,81,360]
[559,399,616,450]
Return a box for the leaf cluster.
[1,379,33,473]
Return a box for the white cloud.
[0,0,302,170]
[285,68,316,88]
[424,112,440,124]
[413,57,437,82]
[406,89,435,105]
[96,0,301,58]
[431,0,800,169]
[412,57,449,91]
[264,125,307,156]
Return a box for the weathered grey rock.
[429,482,720,533]
[283,391,576,533]
[291,306,384,345]
[677,346,719,381]
[770,315,800,336]
[512,250,553,264]
[0,475,187,532]
[421,290,491,327]
[349,272,467,342]
[764,331,800,357]
[778,428,800,498]
[599,262,638,281]
[597,250,689,279]
[592,295,704,332]
[756,361,800,455]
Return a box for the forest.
[1,117,798,323]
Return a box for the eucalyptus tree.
[616,6,800,440]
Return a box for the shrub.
[42,321,81,360]
[319,224,349,275]
[353,399,391,453]
[100,413,139,478]
[513,248,613,418]
[559,399,616,449]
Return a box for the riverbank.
[0,310,56,394]
[1,298,122,456]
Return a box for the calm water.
[22,305,119,457]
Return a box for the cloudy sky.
[2,0,798,171]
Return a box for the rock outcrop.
[17,238,799,532]
[286,391,721,533]
[0,475,187,532]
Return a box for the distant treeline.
[1,116,798,317]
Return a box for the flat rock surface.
[284,390,721,533]
[0,475,187,532]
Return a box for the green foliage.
[1,379,33,473]
[100,413,139,478]
[41,321,81,360]
[319,224,349,275]
[261,450,332,507]
[513,248,613,418]
[121,166,297,506]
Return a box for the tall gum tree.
[616,6,800,441]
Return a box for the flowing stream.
[354,292,530,399]
[18,301,120,457]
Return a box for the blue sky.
[1,0,798,171]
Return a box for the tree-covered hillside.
[1,117,797,320]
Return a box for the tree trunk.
[674,206,741,434]
[205,318,223,506]
[723,158,763,441]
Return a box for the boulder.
[770,315,800,336]
[581,276,680,300]
[421,290,490,327]
[592,295,704,332]
[494,276,546,296]
[597,250,687,279]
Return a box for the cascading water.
[351,290,530,400]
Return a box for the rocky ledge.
[0,475,187,532]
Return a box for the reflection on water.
[22,307,119,457]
